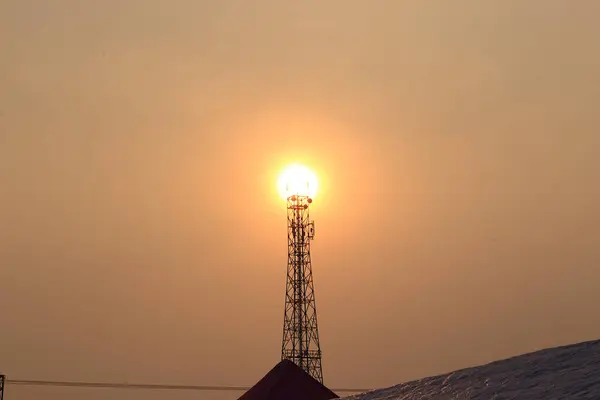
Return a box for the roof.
[238,360,339,400]
[341,339,600,400]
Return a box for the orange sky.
[1,1,600,400]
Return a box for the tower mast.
[281,194,323,383]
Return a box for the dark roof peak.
[238,360,338,400]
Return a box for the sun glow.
[277,164,318,200]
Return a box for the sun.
[277,164,318,200]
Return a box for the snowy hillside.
[342,339,600,400]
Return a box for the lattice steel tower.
[281,194,323,383]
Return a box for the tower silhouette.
[281,194,323,383]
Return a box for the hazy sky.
[2,1,600,399]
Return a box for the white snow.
[340,339,600,399]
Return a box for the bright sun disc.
[277,164,318,199]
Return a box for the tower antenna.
[281,194,323,383]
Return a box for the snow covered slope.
[342,339,600,400]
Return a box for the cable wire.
[6,379,370,393]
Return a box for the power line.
[7,380,247,391]
[6,379,370,394]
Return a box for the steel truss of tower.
[281,194,323,383]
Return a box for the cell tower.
[281,194,324,383]
[1,375,5,400]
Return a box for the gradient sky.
[2,1,600,399]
